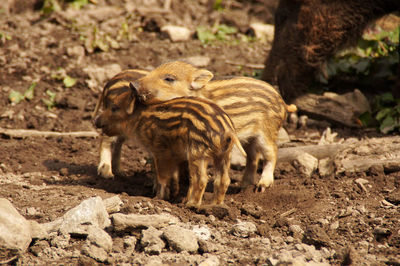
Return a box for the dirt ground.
[0,0,399,265]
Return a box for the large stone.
[0,198,32,251]
[140,226,165,255]
[231,221,257,238]
[81,243,108,263]
[198,255,220,266]
[249,23,274,42]
[318,157,335,177]
[161,25,192,42]
[293,89,370,128]
[103,195,123,214]
[277,127,291,145]
[87,226,113,251]
[112,213,179,232]
[293,153,318,177]
[162,225,199,253]
[58,196,111,235]
[83,64,122,91]
[184,56,211,67]
[29,220,47,240]
[303,225,331,248]
[192,225,211,241]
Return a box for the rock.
[123,235,137,253]
[338,246,361,265]
[231,221,257,238]
[87,226,113,251]
[103,195,123,214]
[289,224,304,239]
[354,178,369,193]
[249,23,274,42]
[299,115,308,128]
[329,220,339,230]
[318,157,334,177]
[303,225,331,248]
[385,188,400,205]
[0,198,32,251]
[293,89,370,128]
[161,25,192,42]
[162,225,199,253]
[373,227,391,242]
[66,45,85,64]
[293,153,318,177]
[29,240,50,257]
[183,56,211,67]
[140,226,165,255]
[29,220,47,240]
[198,239,219,253]
[59,196,111,235]
[335,136,400,174]
[198,255,220,266]
[240,204,262,219]
[81,242,108,263]
[49,232,70,249]
[55,95,86,110]
[41,219,64,235]
[112,213,179,232]
[84,64,122,91]
[192,225,211,241]
[318,127,342,145]
[277,127,291,145]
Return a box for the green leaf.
[196,26,216,44]
[69,0,88,9]
[63,75,76,88]
[376,107,392,121]
[213,0,223,10]
[9,90,24,104]
[380,92,394,103]
[43,90,57,110]
[46,89,56,100]
[379,115,395,134]
[217,24,237,35]
[24,83,36,100]
[41,0,61,14]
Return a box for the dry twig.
[0,128,99,139]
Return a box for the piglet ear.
[126,82,138,114]
[129,82,139,97]
[190,69,213,90]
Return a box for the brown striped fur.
[93,69,149,179]
[94,82,245,207]
[134,61,297,192]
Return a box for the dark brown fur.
[262,0,400,101]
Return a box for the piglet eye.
[164,75,176,83]
[111,105,119,112]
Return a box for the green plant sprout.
[9,83,37,105]
[42,90,57,110]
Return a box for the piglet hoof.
[254,183,273,193]
[112,168,124,177]
[185,201,201,209]
[97,164,114,179]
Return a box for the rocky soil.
[0,0,399,265]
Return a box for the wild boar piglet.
[92,69,149,179]
[134,61,297,192]
[94,82,246,207]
